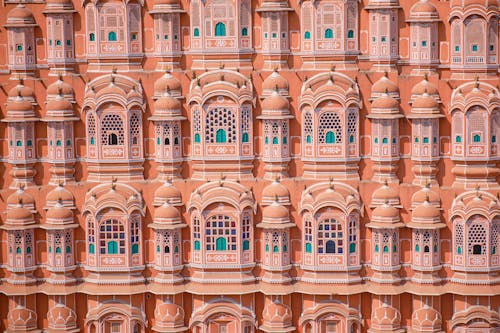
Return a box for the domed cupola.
[262,70,289,97]
[411,305,443,333]
[368,73,403,183]
[47,303,78,332]
[370,302,403,332]
[258,72,294,179]
[370,181,401,208]
[154,72,182,100]
[260,298,295,332]
[7,186,35,212]
[7,304,38,332]
[153,181,183,207]
[262,179,291,206]
[368,184,403,284]
[150,74,186,181]
[152,298,187,332]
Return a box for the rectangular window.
[413,42,416,47]
[455,45,460,52]
[164,34,168,40]
[381,36,386,42]
[265,32,268,38]
[490,44,495,51]
[372,37,376,42]
[472,44,478,52]
[422,40,427,47]
[282,32,286,38]
[272,33,277,38]
[16,44,22,51]
[66,39,71,46]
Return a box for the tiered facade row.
[0,0,499,332]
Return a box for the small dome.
[47,303,77,329]
[372,74,398,96]
[409,0,439,21]
[372,304,401,328]
[8,82,34,100]
[46,185,75,206]
[262,201,289,220]
[154,202,181,221]
[411,78,438,96]
[371,183,400,207]
[262,299,292,325]
[372,203,400,219]
[412,93,439,110]
[46,204,73,221]
[154,300,185,328]
[6,4,36,26]
[154,72,181,96]
[154,182,182,206]
[6,205,33,222]
[261,92,289,112]
[7,188,35,208]
[7,305,37,331]
[262,179,291,205]
[154,95,181,113]
[411,186,440,207]
[371,94,399,110]
[46,96,73,113]
[262,70,289,94]
[47,78,74,97]
[6,97,33,113]
[412,306,442,331]
[413,200,440,220]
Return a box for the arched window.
[324,28,333,39]
[132,243,139,254]
[383,245,389,253]
[318,218,343,254]
[99,219,125,255]
[16,141,22,147]
[194,133,201,143]
[473,134,481,142]
[89,33,95,41]
[306,135,312,143]
[347,30,354,38]
[194,28,200,37]
[216,237,227,251]
[241,27,248,36]
[242,132,249,143]
[325,131,336,144]
[215,22,226,37]
[304,31,311,39]
[216,129,227,143]
[305,243,312,253]
[164,137,170,145]
[272,137,279,144]
[473,244,482,254]
[108,31,117,41]
[325,240,336,253]
[56,247,62,253]
[108,241,118,254]
[89,243,95,254]
[319,112,342,144]
[194,240,200,250]
[108,133,118,145]
[456,135,462,143]
[205,215,236,251]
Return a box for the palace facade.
[0,0,498,332]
